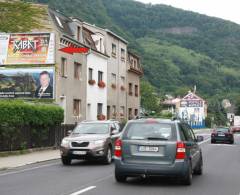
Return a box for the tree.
[140,80,160,113]
[207,98,227,126]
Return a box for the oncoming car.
[114,118,204,185]
[60,121,121,165]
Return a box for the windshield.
[123,122,175,140]
[216,128,229,132]
[73,123,109,134]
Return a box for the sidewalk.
[0,149,60,170]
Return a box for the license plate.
[218,134,225,137]
[72,151,87,155]
[138,146,159,152]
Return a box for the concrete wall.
[55,34,87,124]
[127,71,140,119]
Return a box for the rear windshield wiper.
[145,137,168,140]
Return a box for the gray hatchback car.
[114,118,204,185]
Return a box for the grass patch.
[0,1,45,32]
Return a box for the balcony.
[128,64,143,76]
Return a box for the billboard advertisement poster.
[0,33,55,65]
[0,67,55,99]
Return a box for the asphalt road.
[1,131,240,195]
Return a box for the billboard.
[180,100,203,107]
[0,33,55,65]
[0,67,55,99]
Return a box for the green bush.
[0,100,64,151]
[0,100,63,126]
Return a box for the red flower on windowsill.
[88,79,96,85]
[120,86,125,91]
[97,114,106,120]
[98,81,106,88]
[111,83,116,89]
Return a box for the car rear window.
[216,128,229,132]
[122,122,176,141]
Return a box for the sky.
[136,0,240,24]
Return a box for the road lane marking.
[0,162,59,177]
[69,186,96,195]
[210,144,238,147]
[199,137,211,145]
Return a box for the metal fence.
[0,124,76,152]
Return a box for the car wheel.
[194,156,203,175]
[61,156,71,165]
[211,140,215,144]
[230,140,234,144]
[115,169,127,183]
[103,147,112,165]
[182,161,192,185]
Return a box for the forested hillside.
[21,0,240,101]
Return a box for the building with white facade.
[86,51,108,120]
[178,92,207,128]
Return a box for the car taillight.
[114,139,122,158]
[176,142,186,159]
[211,133,216,137]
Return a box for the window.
[107,106,111,120]
[111,73,116,85]
[77,26,81,41]
[73,99,81,116]
[128,108,132,120]
[88,68,93,80]
[129,83,133,95]
[112,105,116,117]
[55,15,63,28]
[73,123,109,134]
[120,106,125,116]
[178,124,187,141]
[134,60,137,68]
[123,123,175,141]
[61,57,67,77]
[74,62,82,80]
[134,109,138,116]
[121,76,125,86]
[112,43,116,56]
[97,103,103,115]
[100,38,103,52]
[98,71,103,82]
[135,85,138,97]
[181,124,195,141]
[121,48,125,60]
[130,58,134,65]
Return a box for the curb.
[0,147,58,158]
[0,157,61,171]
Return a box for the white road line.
[69,186,96,195]
[0,162,59,177]
[199,137,211,145]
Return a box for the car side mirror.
[111,129,118,135]
[67,130,72,136]
[196,135,204,142]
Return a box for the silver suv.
[114,118,204,185]
[60,120,121,165]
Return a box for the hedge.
[0,100,64,151]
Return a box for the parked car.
[211,127,234,144]
[230,126,240,134]
[114,118,204,185]
[60,120,121,165]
